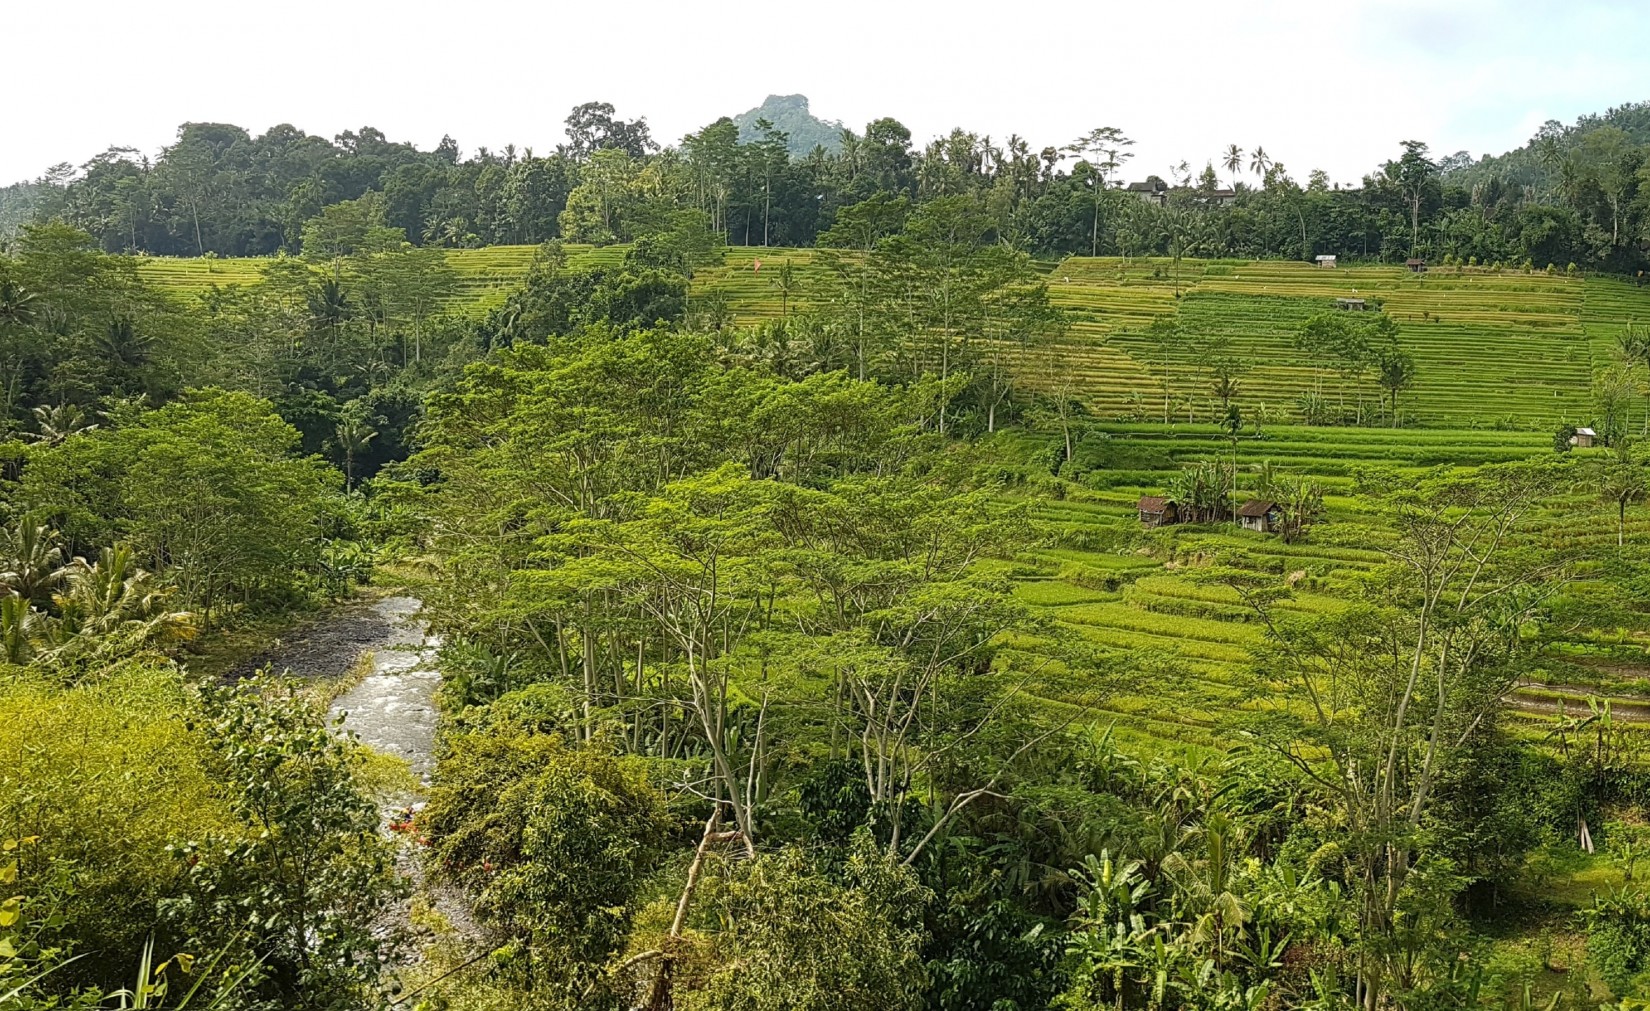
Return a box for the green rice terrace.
[136,248,1650,430]
[989,424,1650,758]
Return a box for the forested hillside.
[9,97,1650,273]
[10,96,1650,1011]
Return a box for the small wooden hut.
[1572,426,1597,448]
[1137,496,1179,528]
[1405,258,1427,273]
[1237,499,1281,534]
[1314,254,1337,268]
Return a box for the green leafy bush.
[0,663,234,985]
[1583,886,1650,997]
[418,726,673,1006]
[165,672,400,1010]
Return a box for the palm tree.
[0,595,41,664]
[837,129,862,183]
[0,519,71,604]
[1222,144,1244,187]
[28,403,97,446]
[0,280,38,327]
[307,278,353,340]
[333,419,377,491]
[770,259,801,325]
[1598,455,1647,547]
[95,315,154,371]
[1248,146,1271,183]
[0,281,40,429]
[50,544,189,648]
[1377,348,1416,426]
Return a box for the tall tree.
[1222,143,1245,187]
[1385,140,1438,257]
[1066,127,1134,257]
[1248,145,1271,183]
[1226,463,1562,1010]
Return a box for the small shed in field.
[1405,258,1427,273]
[1315,254,1337,268]
[1572,426,1597,448]
[1335,297,1368,311]
[1237,499,1281,533]
[1138,496,1179,528]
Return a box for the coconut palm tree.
[1222,144,1244,187]
[50,544,190,648]
[333,418,377,491]
[770,259,801,325]
[0,595,42,664]
[1248,146,1271,183]
[0,519,70,604]
[837,129,863,183]
[307,278,353,340]
[95,315,155,371]
[0,281,41,429]
[0,280,38,327]
[1598,454,1647,547]
[28,403,97,446]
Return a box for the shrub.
[668,835,931,1011]
[418,726,673,1006]
[0,662,235,987]
[1583,886,1650,997]
[166,672,401,1010]
[0,836,104,1010]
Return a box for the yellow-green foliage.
[0,661,235,959]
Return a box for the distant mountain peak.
[731,95,846,157]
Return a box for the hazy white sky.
[6,0,1646,187]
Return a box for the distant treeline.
[7,98,1650,272]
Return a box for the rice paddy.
[1043,257,1649,429]
[992,424,1650,755]
[137,247,1650,431]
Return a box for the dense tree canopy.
[10,100,1650,274]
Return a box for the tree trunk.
[1092,189,1100,258]
[642,807,741,1011]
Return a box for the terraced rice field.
[133,256,268,293]
[1042,258,1650,429]
[134,244,630,317]
[995,424,1650,755]
[136,247,1650,430]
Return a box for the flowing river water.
[227,593,482,970]
[324,596,443,781]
